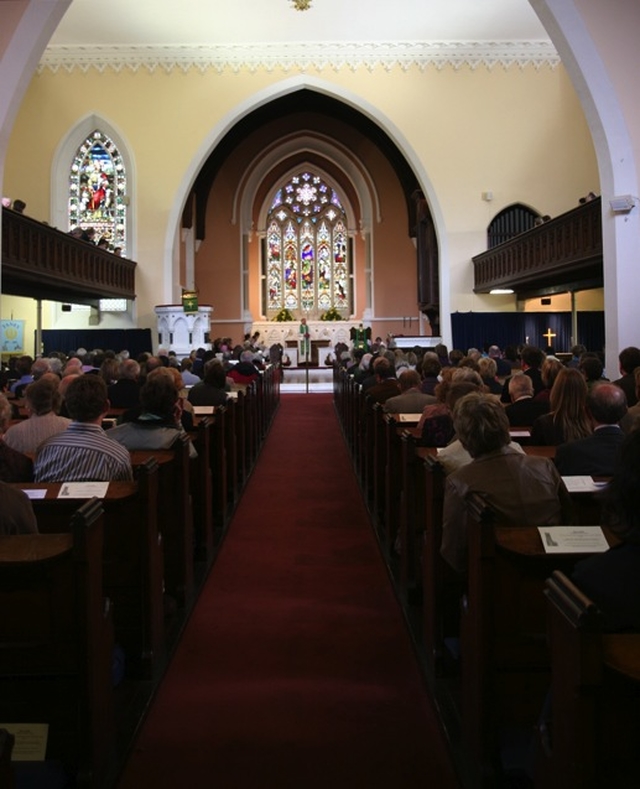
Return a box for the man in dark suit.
[554,383,627,477]
[612,346,640,407]
[107,358,142,408]
[504,373,549,427]
[365,357,400,405]
[501,344,545,403]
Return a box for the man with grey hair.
[554,382,628,476]
[504,372,549,426]
[108,358,142,408]
[4,375,70,454]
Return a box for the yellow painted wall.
[2,60,598,346]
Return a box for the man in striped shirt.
[34,375,133,483]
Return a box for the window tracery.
[265,171,350,317]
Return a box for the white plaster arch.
[164,74,452,346]
[0,0,71,175]
[532,0,640,362]
[50,113,137,260]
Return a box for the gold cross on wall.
[543,328,556,345]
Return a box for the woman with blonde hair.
[530,366,592,445]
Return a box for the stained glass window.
[265,171,350,317]
[68,130,127,254]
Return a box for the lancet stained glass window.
[266,171,350,317]
[68,130,127,254]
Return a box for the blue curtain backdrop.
[451,312,604,355]
[41,328,153,358]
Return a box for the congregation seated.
[420,377,483,449]
[554,382,627,477]
[187,359,228,407]
[533,356,563,402]
[612,346,640,407]
[352,352,373,385]
[0,480,38,534]
[620,366,640,433]
[8,354,34,395]
[364,357,400,404]
[383,369,436,414]
[504,372,550,426]
[420,353,441,395]
[572,429,640,631]
[0,393,33,482]
[34,375,133,483]
[107,358,142,408]
[180,357,201,386]
[530,367,591,446]
[477,355,503,395]
[440,392,572,573]
[500,344,546,403]
[108,368,197,459]
[227,350,260,387]
[3,374,70,454]
[578,352,608,390]
[487,344,512,377]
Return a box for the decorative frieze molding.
[38,40,559,76]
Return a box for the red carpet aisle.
[117,394,460,788]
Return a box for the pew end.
[0,499,115,786]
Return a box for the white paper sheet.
[537,526,609,553]
[561,476,609,493]
[57,482,109,499]
[21,489,47,499]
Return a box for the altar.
[251,320,354,359]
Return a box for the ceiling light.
[291,0,312,9]
[489,288,514,295]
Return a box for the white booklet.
[57,482,109,499]
[397,414,422,422]
[561,475,609,493]
[538,525,609,553]
[192,405,215,415]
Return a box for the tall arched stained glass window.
[68,130,127,253]
[265,171,350,317]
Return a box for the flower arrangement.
[274,308,294,322]
[320,306,343,321]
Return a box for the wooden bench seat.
[534,571,640,789]
[0,499,115,785]
[14,460,164,679]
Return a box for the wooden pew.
[190,417,214,563]
[534,571,640,789]
[131,435,194,608]
[459,495,618,786]
[0,499,115,785]
[17,460,164,680]
[0,729,14,789]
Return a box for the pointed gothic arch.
[51,114,136,260]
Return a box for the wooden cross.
[543,328,556,345]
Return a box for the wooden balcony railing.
[473,198,603,297]
[1,208,136,304]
